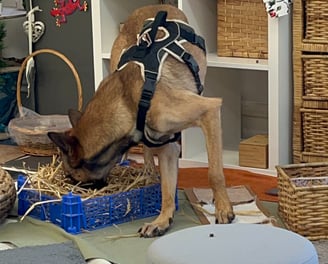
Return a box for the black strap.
[179,23,206,54]
[166,42,203,94]
[147,11,167,45]
[137,71,157,132]
[117,11,205,147]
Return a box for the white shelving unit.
[91,0,292,175]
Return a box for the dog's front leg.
[200,103,235,224]
[139,142,180,237]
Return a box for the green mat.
[0,191,280,264]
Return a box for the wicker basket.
[300,108,328,162]
[8,49,83,156]
[293,0,328,52]
[303,0,328,44]
[217,0,268,59]
[293,54,328,162]
[276,162,328,240]
[301,54,328,109]
[0,167,16,223]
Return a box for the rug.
[178,167,278,202]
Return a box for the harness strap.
[137,71,157,133]
[165,42,203,94]
[178,22,206,53]
[117,11,205,147]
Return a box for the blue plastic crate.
[17,175,178,234]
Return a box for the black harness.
[117,11,206,147]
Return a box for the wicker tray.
[217,0,268,59]
[8,49,83,156]
[276,162,328,240]
[0,167,16,223]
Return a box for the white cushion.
[147,224,318,264]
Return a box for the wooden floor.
[177,167,278,202]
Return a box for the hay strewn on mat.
[20,156,160,199]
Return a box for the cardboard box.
[239,135,268,169]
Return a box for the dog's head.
[48,109,138,183]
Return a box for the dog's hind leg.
[143,145,157,172]
[138,142,180,237]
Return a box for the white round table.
[147,224,318,264]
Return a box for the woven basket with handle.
[0,167,16,223]
[8,49,83,156]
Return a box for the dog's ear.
[48,132,70,153]
[68,109,82,128]
[48,132,82,168]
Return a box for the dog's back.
[110,5,188,71]
[110,4,207,95]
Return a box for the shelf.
[101,52,269,71]
[92,0,292,173]
[184,149,238,165]
[0,7,26,20]
[102,53,110,60]
[207,53,268,71]
[181,149,276,176]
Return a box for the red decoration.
[50,0,88,27]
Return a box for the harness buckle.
[139,73,157,108]
[145,71,158,81]
[139,90,153,108]
[182,53,200,73]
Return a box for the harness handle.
[147,11,167,46]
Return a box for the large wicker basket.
[217,0,268,59]
[0,167,16,223]
[276,162,328,240]
[8,49,83,156]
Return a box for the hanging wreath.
[50,0,88,27]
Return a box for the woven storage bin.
[303,0,328,44]
[0,167,16,223]
[300,108,328,162]
[8,49,83,156]
[276,162,328,240]
[217,0,268,59]
[301,54,328,109]
[293,0,328,52]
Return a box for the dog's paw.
[138,218,173,238]
[214,199,235,224]
[215,209,235,224]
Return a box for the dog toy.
[50,0,88,27]
[263,0,292,18]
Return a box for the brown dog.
[48,4,234,237]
